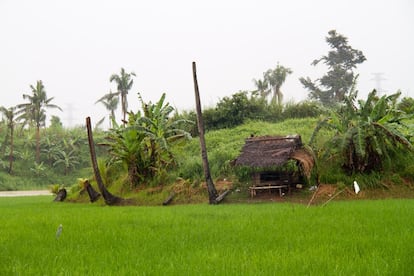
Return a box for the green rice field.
[1,196,414,275]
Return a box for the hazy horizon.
[1,0,413,127]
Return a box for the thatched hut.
[234,135,315,196]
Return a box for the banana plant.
[53,149,80,175]
[106,93,192,188]
[311,89,413,173]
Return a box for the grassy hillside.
[172,117,323,181]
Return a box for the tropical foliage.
[195,91,322,131]
[264,62,292,105]
[310,89,413,173]
[1,36,413,195]
[252,77,270,99]
[253,62,292,105]
[0,106,18,173]
[105,93,192,187]
[202,91,268,130]
[53,149,80,175]
[110,68,136,123]
[16,80,62,163]
[95,90,119,128]
[397,96,414,114]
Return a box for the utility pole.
[371,73,386,96]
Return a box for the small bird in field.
[56,224,63,239]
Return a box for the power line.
[65,103,75,127]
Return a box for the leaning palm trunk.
[86,117,123,205]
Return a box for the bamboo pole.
[307,186,319,208]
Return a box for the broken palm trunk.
[84,180,101,202]
[215,189,231,203]
[86,117,123,205]
[192,62,219,204]
[53,188,67,202]
[162,192,175,206]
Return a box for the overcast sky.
[1,0,413,127]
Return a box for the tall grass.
[1,196,414,275]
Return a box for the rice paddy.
[1,196,414,275]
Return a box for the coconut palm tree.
[95,90,119,128]
[252,77,270,99]
[17,80,62,163]
[0,106,18,173]
[110,68,136,124]
[264,62,292,105]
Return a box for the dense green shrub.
[173,91,325,134]
[282,100,325,119]
[398,96,414,114]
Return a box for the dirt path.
[0,190,52,197]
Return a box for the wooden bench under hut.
[233,135,315,197]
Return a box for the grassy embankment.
[2,116,413,201]
[1,196,413,275]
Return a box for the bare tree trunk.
[162,192,175,206]
[276,87,283,105]
[122,93,127,125]
[86,117,123,205]
[35,124,40,163]
[8,125,14,174]
[192,62,218,204]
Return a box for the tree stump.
[54,188,67,202]
[215,189,231,203]
[84,181,101,202]
[162,192,175,206]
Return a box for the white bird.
[56,224,63,239]
[353,181,360,194]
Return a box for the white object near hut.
[353,181,360,194]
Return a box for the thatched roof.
[291,148,315,179]
[234,134,315,182]
[234,135,303,167]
